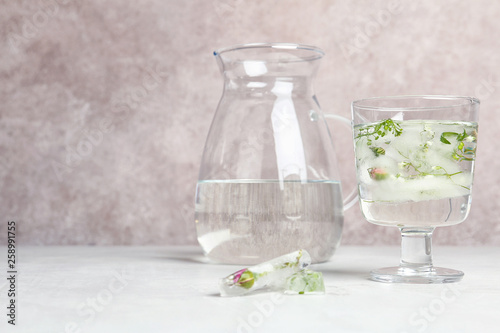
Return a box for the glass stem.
[399,227,435,272]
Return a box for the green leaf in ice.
[277,249,303,270]
[457,129,468,141]
[370,146,386,157]
[440,130,468,145]
[440,129,477,162]
[440,132,456,144]
[355,119,403,146]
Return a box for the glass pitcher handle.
[324,114,358,211]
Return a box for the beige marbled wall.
[0,0,499,246]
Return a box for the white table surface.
[1,246,499,333]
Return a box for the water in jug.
[195,43,355,264]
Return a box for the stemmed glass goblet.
[352,95,479,283]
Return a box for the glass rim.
[213,42,324,62]
[352,95,480,111]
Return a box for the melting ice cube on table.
[285,269,325,295]
[219,250,326,296]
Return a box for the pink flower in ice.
[368,168,388,180]
[231,268,254,289]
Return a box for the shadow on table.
[319,267,370,281]
[153,248,213,264]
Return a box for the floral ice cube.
[219,249,311,297]
[284,269,325,295]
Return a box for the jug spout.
[213,43,324,80]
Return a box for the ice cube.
[219,249,311,297]
[285,269,325,295]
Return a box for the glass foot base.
[370,266,464,284]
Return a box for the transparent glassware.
[352,95,479,283]
[195,43,356,264]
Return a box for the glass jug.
[195,43,355,264]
